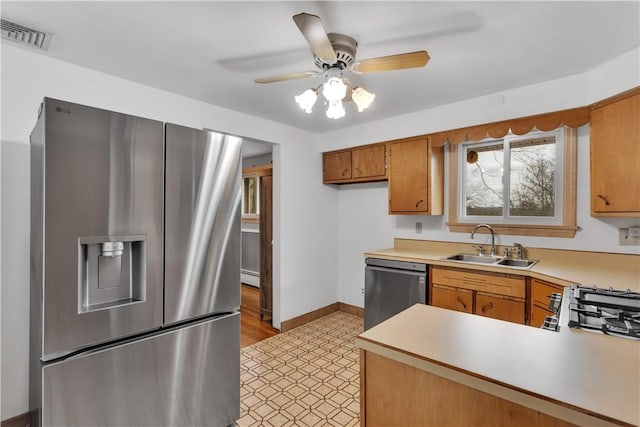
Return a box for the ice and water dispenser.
[78,235,146,313]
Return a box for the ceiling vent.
[1,19,53,50]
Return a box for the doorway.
[240,139,276,346]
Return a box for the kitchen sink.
[496,258,538,268]
[445,254,501,264]
[442,253,538,269]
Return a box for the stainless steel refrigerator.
[30,98,242,426]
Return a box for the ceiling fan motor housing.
[315,33,358,70]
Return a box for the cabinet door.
[475,293,525,324]
[352,145,386,179]
[530,304,553,328]
[431,285,473,314]
[590,92,640,214]
[323,151,352,182]
[389,138,429,213]
[530,278,563,310]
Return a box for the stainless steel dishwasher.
[364,258,427,330]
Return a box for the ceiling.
[2,1,638,133]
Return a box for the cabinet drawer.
[530,278,564,309]
[475,293,525,324]
[530,304,553,328]
[431,285,473,314]
[432,267,525,298]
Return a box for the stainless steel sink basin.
[443,254,501,264]
[496,258,538,268]
[442,253,538,269]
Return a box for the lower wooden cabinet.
[475,292,525,324]
[360,350,574,427]
[529,278,564,327]
[431,285,472,313]
[430,266,526,325]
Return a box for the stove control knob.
[547,293,562,314]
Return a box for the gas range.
[566,285,640,340]
[541,284,640,340]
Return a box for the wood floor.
[240,284,278,347]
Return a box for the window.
[448,127,577,237]
[242,174,259,219]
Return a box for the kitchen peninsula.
[357,239,640,427]
[356,304,639,427]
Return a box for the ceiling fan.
[254,13,430,119]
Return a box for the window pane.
[242,176,258,215]
[465,144,503,216]
[509,137,556,217]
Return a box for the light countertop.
[365,239,640,292]
[357,304,640,426]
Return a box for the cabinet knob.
[596,194,610,206]
[354,167,362,176]
[342,168,349,176]
[415,199,424,208]
[456,297,467,311]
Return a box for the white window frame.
[459,128,564,226]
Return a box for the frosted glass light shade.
[326,100,346,119]
[352,87,375,112]
[294,89,318,113]
[323,77,347,102]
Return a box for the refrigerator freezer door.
[164,124,241,324]
[35,99,164,360]
[40,313,240,427]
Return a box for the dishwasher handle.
[365,257,427,272]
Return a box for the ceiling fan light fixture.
[322,68,347,102]
[326,100,346,120]
[351,86,375,112]
[294,88,318,113]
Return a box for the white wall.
[0,44,339,420]
[321,47,640,308]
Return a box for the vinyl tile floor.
[238,311,363,427]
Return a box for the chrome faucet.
[470,224,496,256]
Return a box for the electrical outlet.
[619,228,640,246]
[415,222,423,234]
[361,287,365,295]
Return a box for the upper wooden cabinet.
[388,136,444,215]
[590,89,640,216]
[323,151,352,182]
[323,144,387,184]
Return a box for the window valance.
[429,106,590,147]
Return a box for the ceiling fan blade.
[293,12,337,63]
[254,71,318,84]
[352,51,430,74]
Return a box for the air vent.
[1,19,53,50]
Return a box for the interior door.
[164,124,242,325]
[259,174,273,321]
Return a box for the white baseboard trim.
[241,272,259,287]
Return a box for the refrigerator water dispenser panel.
[78,235,146,313]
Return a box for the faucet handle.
[513,242,525,259]
[471,244,485,256]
